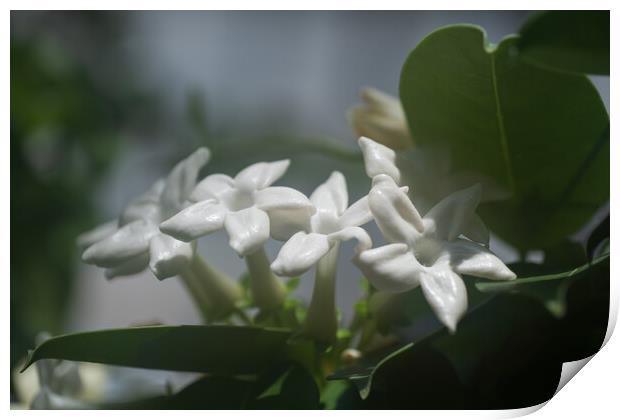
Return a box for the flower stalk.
[244,246,286,311]
[303,244,340,344]
[180,255,242,322]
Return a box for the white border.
[4,2,617,418]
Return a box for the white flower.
[270,171,373,277]
[348,88,413,150]
[355,175,516,332]
[269,171,373,343]
[358,136,491,243]
[81,148,210,280]
[358,136,403,185]
[358,135,510,215]
[160,159,316,256]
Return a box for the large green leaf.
[400,25,609,249]
[518,11,609,75]
[21,325,299,375]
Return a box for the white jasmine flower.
[81,148,210,280]
[355,175,516,332]
[160,159,315,257]
[348,88,413,150]
[358,136,491,244]
[270,171,373,277]
[160,159,315,311]
[80,148,242,320]
[270,171,373,343]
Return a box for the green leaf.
[250,365,321,409]
[587,214,609,260]
[104,375,257,409]
[21,325,298,375]
[321,380,350,409]
[400,25,609,249]
[328,341,416,399]
[518,11,609,75]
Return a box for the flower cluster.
[80,135,515,338]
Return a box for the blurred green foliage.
[11,13,161,377]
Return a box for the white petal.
[119,180,164,225]
[444,239,516,281]
[309,171,348,217]
[254,186,315,212]
[76,220,118,252]
[160,199,226,242]
[339,195,373,228]
[149,234,195,280]
[419,268,467,333]
[160,147,211,217]
[224,207,270,256]
[423,184,482,242]
[253,186,315,241]
[358,136,401,183]
[271,232,330,277]
[81,221,157,267]
[234,160,290,191]
[354,244,423,293]
[190,174,235,202]
[327,226,373,254]
[461,214,490,246]
[104,252,150,279]
[368,175,424,245]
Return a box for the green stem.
[181,255,243,322]
[244,246,286,311]
[179,268,213,323]
[303,244,340,344]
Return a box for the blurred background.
[10,10,609,385]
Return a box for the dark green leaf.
[321,380,350,409]
[249,365,321,409]
[329,340,415,399]
[587,214,610,260]
[487,240,587,317]
[518,11,609,75]
[103,375,256,409]
[400,25,609,249]
[21,325,298,375]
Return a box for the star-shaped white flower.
[160,159,316,256]
[80,148,210,280]
[358,136,491,244]
[270,171,373,277]
[355,175,516,332]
